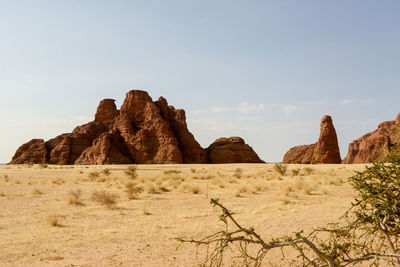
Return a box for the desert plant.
[164,169,181,175]
[47,215,65,227]
[178,149,400,266]
[291,168,300,176]
[274,163,288,176]
[233,168,243,179]
[303,167,314,175]
[39,163,48,169]
[88,171,100,179]
[125,166,138,180]
[102,168,111,176]
[32,188,43,195]
[125,182,144,199]
[68,189,84,205]
[91,190,118,209]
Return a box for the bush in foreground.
[178,149,400,266]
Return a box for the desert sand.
[0,163,368,266]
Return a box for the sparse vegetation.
[303,167,314,175]
[102,168,111,176]
[32,188,43,195]
[233,168,243,179]
[124,166,138,180]
[91,190,118,209]
[125,182,144,199]
[164,169,181,175]
[291,168,300,176]
[68,189,84,205]
[88,171,100,179]
[179,150,400,266]
[47,215,64,227]
[274,163,288,176]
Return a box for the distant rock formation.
[283,115,341,164]
[10,90,263,165]
[342,113,400,164]
[206,137,265,164]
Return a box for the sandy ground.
[0,163,369,266]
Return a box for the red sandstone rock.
[206,137,264,164]
[95,99,119,122]
[282,144,316,164]
[283,115,341,164]
[10,139,47,164]
[342,113,400,164]
[155,97,208,163]
[75,132,132,164]
[10,90,217,165]
[312,115,341,163]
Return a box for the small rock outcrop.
[10,90,263,165]
[10,139,47,164]
[342,113,400,164]
[206,137,264,164]
[283,115,341,164]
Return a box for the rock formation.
[10,139,47,164]
[283,115,341,164]
[10,90,263,165]
[206,137,264,164]
[342,113,400,164]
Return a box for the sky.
[0,0,399,163]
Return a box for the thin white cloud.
[340,99,352,105]
[212,106,230,113]
[281,104,298,114]
[190,109,207,114]
[238,102,264,113]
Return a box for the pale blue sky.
[0,1,399,163]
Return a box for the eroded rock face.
[313,115,341,163]
[95,99,119,122]
[282,144,316,164]
[10,139,47,164]
[283,115,341,164]
[11,90,264,165]
[342,113,400,164]
[206,137,264,164]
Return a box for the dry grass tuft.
[303,167,314,175]
[68,189,84,205]
[102,168,111,176]
[125,182,144,199]
[91,190,118,209]
[32,188,43,195]
[88,171,100,179]
[274,163,288,176]
[125,166,138,180]
[191,185,200,194]
[47,215,65,227]
[233,168,243,179]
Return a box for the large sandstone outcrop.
[206,137,264,164]
[10,90,208,164]
[10,90,262,165]
[342,113,400,164]
[283,115,341,164]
